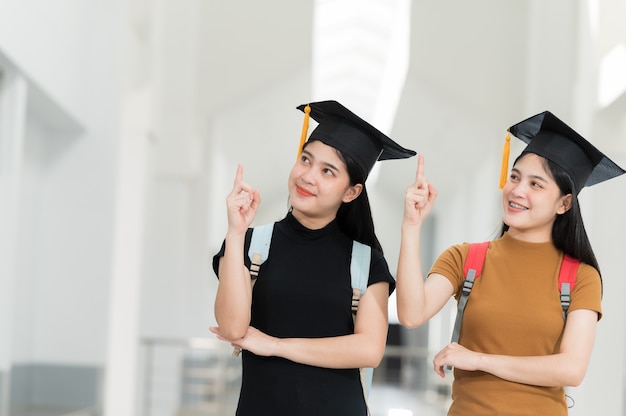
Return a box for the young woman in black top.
[211,100,415,415]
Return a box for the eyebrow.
[302,149,341,173]
[511,167,549,183]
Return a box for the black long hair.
[302,141,384,254]
[500,154,601,277]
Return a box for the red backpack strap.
[450,242,490,349]
[463,242,490,279]
[559,254,580,322]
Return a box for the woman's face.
[288,140,362,227]
[501,153,572,242]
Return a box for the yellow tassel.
[499,133,511,189]
[297,104,311,160]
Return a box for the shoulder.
[435,242,474,267]
[574,261,601,289]
[570,261,602,319]
[576,261,600,277]
[565,259,601,290]
[364,246,395,294]
[364,246,387,274]
[428,242,480,287]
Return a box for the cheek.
[288,165,301,182]
[286,171,298,193]
[501,185,512,203]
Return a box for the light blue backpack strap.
[350,240,373,400]
[247,223,274,278]
[350,240,371,301]
[361,367,374,401]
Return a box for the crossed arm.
[211,280,391,369]
[431,308,597,386]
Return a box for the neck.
[290,209,336,230]
[506,227,552,243]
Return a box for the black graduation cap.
[296,100,416,179]
[504,111,625,194]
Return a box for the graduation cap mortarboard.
[499,111,625,194]
[296,100,416,179]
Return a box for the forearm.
[214,232,252,339]
[396,223,428,327]
[476,352,588,387]
[274,333,386,369]
[479,311,596,387]
[436,310,597,387]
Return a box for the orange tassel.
[297,104,311,160]
[499,133,511,189]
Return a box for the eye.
[509,173,519,181]
[300,155,310,164]
[322,168,335,176]
[531,181,543,189]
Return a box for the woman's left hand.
[433,342,482,378]
[210,326,278,357]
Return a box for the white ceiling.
[190,1,533,205]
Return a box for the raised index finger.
[233,163,244,186]
[415,154,425,184]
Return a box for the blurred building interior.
[1,0,626,415]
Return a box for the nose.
[508,181,527,197]
[300,167,316,184]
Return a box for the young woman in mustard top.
[397,111,625,415]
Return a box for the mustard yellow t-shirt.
[429,232,602,416]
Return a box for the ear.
[342,183,363,203]
[557,193,573,215]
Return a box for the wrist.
[225,229,247,244]
[401,222,422,234]
[475,352,488,373]
[273,337,285,358]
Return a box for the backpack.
[450,241,580,344]
[239,223,375,400]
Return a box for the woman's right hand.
[226,164,261,234]
[403,154,437,227]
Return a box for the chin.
[502,215,522,230]
[290,199,312,214]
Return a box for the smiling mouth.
[509,201,528,210]
[296,186,314,197]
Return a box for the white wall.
[0,1,95,124]
[0,0,123,366]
